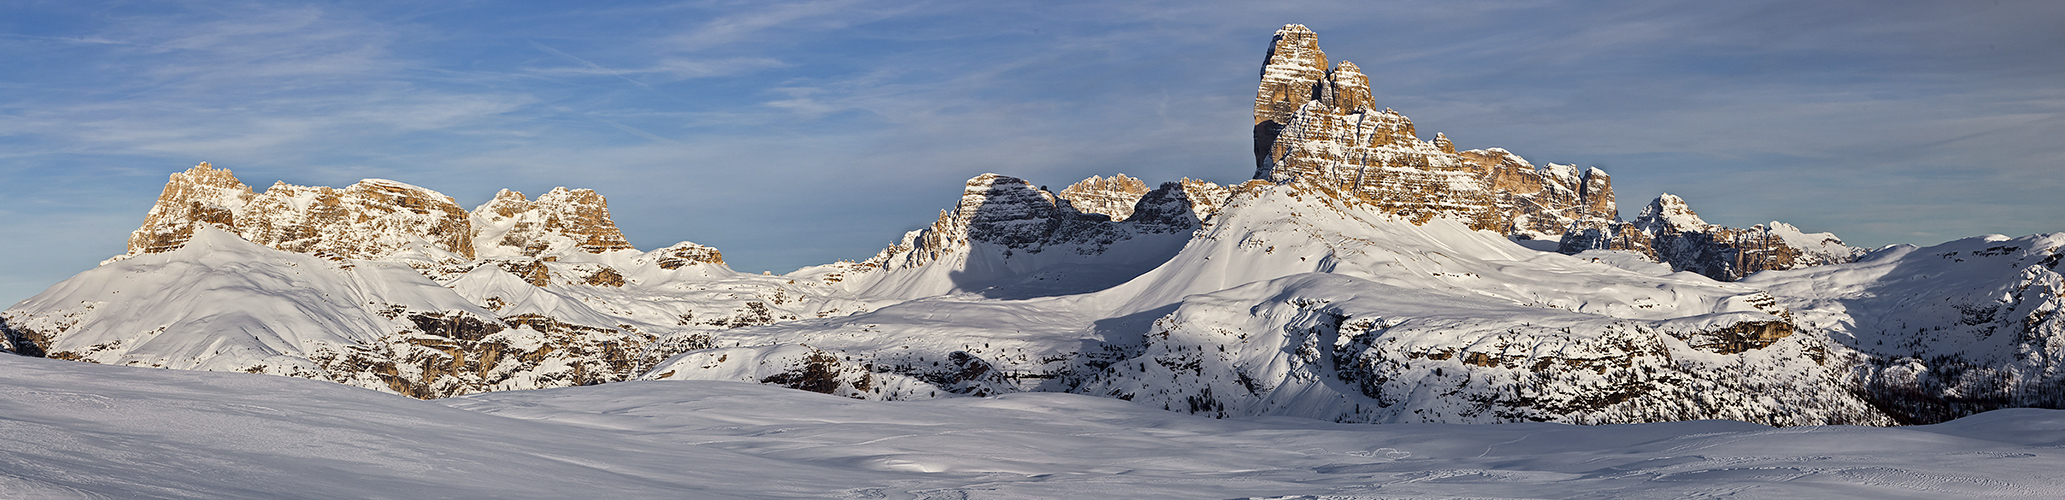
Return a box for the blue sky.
[3,1,2061,304]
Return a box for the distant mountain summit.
[1251,24,1616,240]
[1249,24,1859,280]
[124,162,475,264]
[1562,193,1865,280]
[5,25,2061,427]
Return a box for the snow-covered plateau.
[4,23,2064,497]
[7,354,2065,499]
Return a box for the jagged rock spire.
[122,162,664,271]
[1321,61,1374,113]
[1246,24,1621,240]
[128,162,254,255]
[1254,24,1328,127]
[125,162,477,261]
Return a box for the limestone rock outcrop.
[241,179,477,262]
[125,163,671,277]
[643,241,726,269]
[1560,194,1864,281]
[1250,25,1616,239]
[471,187,636,259]
[1177,178,1233,226]
[126,162,252,255]
[126,163,475,264]
[1057,174,1150,221]
[863,174,1209,273]
[1246,24,1852,280]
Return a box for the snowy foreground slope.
[5,355,2064,500]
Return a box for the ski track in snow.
[3,355,2063,499]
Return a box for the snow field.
[4,355,2064,499]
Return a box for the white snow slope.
[1747,233,2065,423]
[654,182,1888,425]
[4,354,2063,499]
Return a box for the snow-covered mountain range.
[5,25,2060,428]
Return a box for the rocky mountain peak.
[1561,193,1862,281]
[1634,193,1709,233]
[120,163,664,274]
[644,241,725,269]
[1177,178,1233,225]
[479,189,530,218]
[956,174,1067,248]
[1057,174,1150,221]
[1123,181,1212,232]
[1247,26,1621,239]
[862,173,1219,275]
[862,174,1041,271]
[471,186,636,259]
[127,162,256,255]
[1321,60,1374,113]
[126,164,476,262]
[1255,24,1329,129]
[237,178,476,262]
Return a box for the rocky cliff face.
[129,163,655,269]
[1057,174,1150,221]
[1560,194,1864,281]
[125,163,476,265]
[834,173,1221,301]
[472,187,637,259]
[861,173,1208,273]
[1251,24,1616,239]
[643,241,725,269]
[1177,178,1233,224]
[1244,25,1853,280]
[126,162,252,255]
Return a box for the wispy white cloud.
[1,0,2059,304]
[662,0,885,51]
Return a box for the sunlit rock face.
[471,187,636,259]
[1561,194,1864,281]
[126,162,253,255]
[23,163,774,399]
[1250,24,1615,239]
[127,163,476,263]
[1247,24,1856,280]
[645,241,725,269]
[1057,174,1150,221]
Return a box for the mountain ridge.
[5,25,2059,427]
